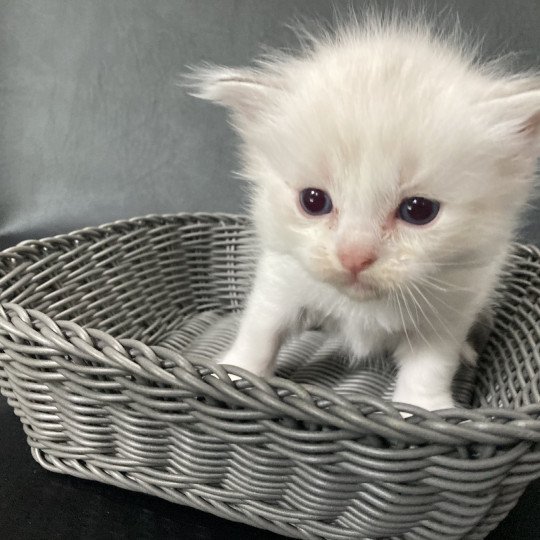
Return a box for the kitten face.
[245,61,534,299]
[189,21,540,300]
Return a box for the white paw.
[392,391,454,412]
[216,348,275,378]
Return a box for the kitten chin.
[332,275,386,301]
[188,14,540,411]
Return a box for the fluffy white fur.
[187,16,540,411]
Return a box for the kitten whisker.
[408,282,459,346]
[413,278,495,333]
[406,283,447,347]
[392,289,413,353]
[435,260,493,268]
[402,284,432,349]
[416,275,472,293]
[413,276,451,292]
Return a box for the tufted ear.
[183,66,280,121]
[482,78,540,155]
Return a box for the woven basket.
[1,213,539,540]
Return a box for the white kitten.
[188,17,540,411]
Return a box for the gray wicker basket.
[0,213,539,540]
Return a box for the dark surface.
[1,1,540,539]
[1,398,539,540]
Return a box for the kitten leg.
[392,342,460,411]
[392,273,491,411]
[218,262,297,377]
[219,308,284,377]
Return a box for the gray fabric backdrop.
[1,0,539,248]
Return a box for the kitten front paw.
[392,390,454,412]
[217,348,275,378]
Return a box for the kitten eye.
[299,188,333,215]
[397,197,440,225]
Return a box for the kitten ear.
[483,78,540,154]
[183,66,280,121]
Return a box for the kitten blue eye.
[300,188,333,215]
[398,197,440,225]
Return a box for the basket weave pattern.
[1,214,539,540]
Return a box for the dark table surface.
[1,399,538,540]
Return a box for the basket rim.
[0,212,250,257]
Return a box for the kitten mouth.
[339,274,383,298]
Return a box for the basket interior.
[0,215,255,342]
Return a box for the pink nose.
[338,248,377,275]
